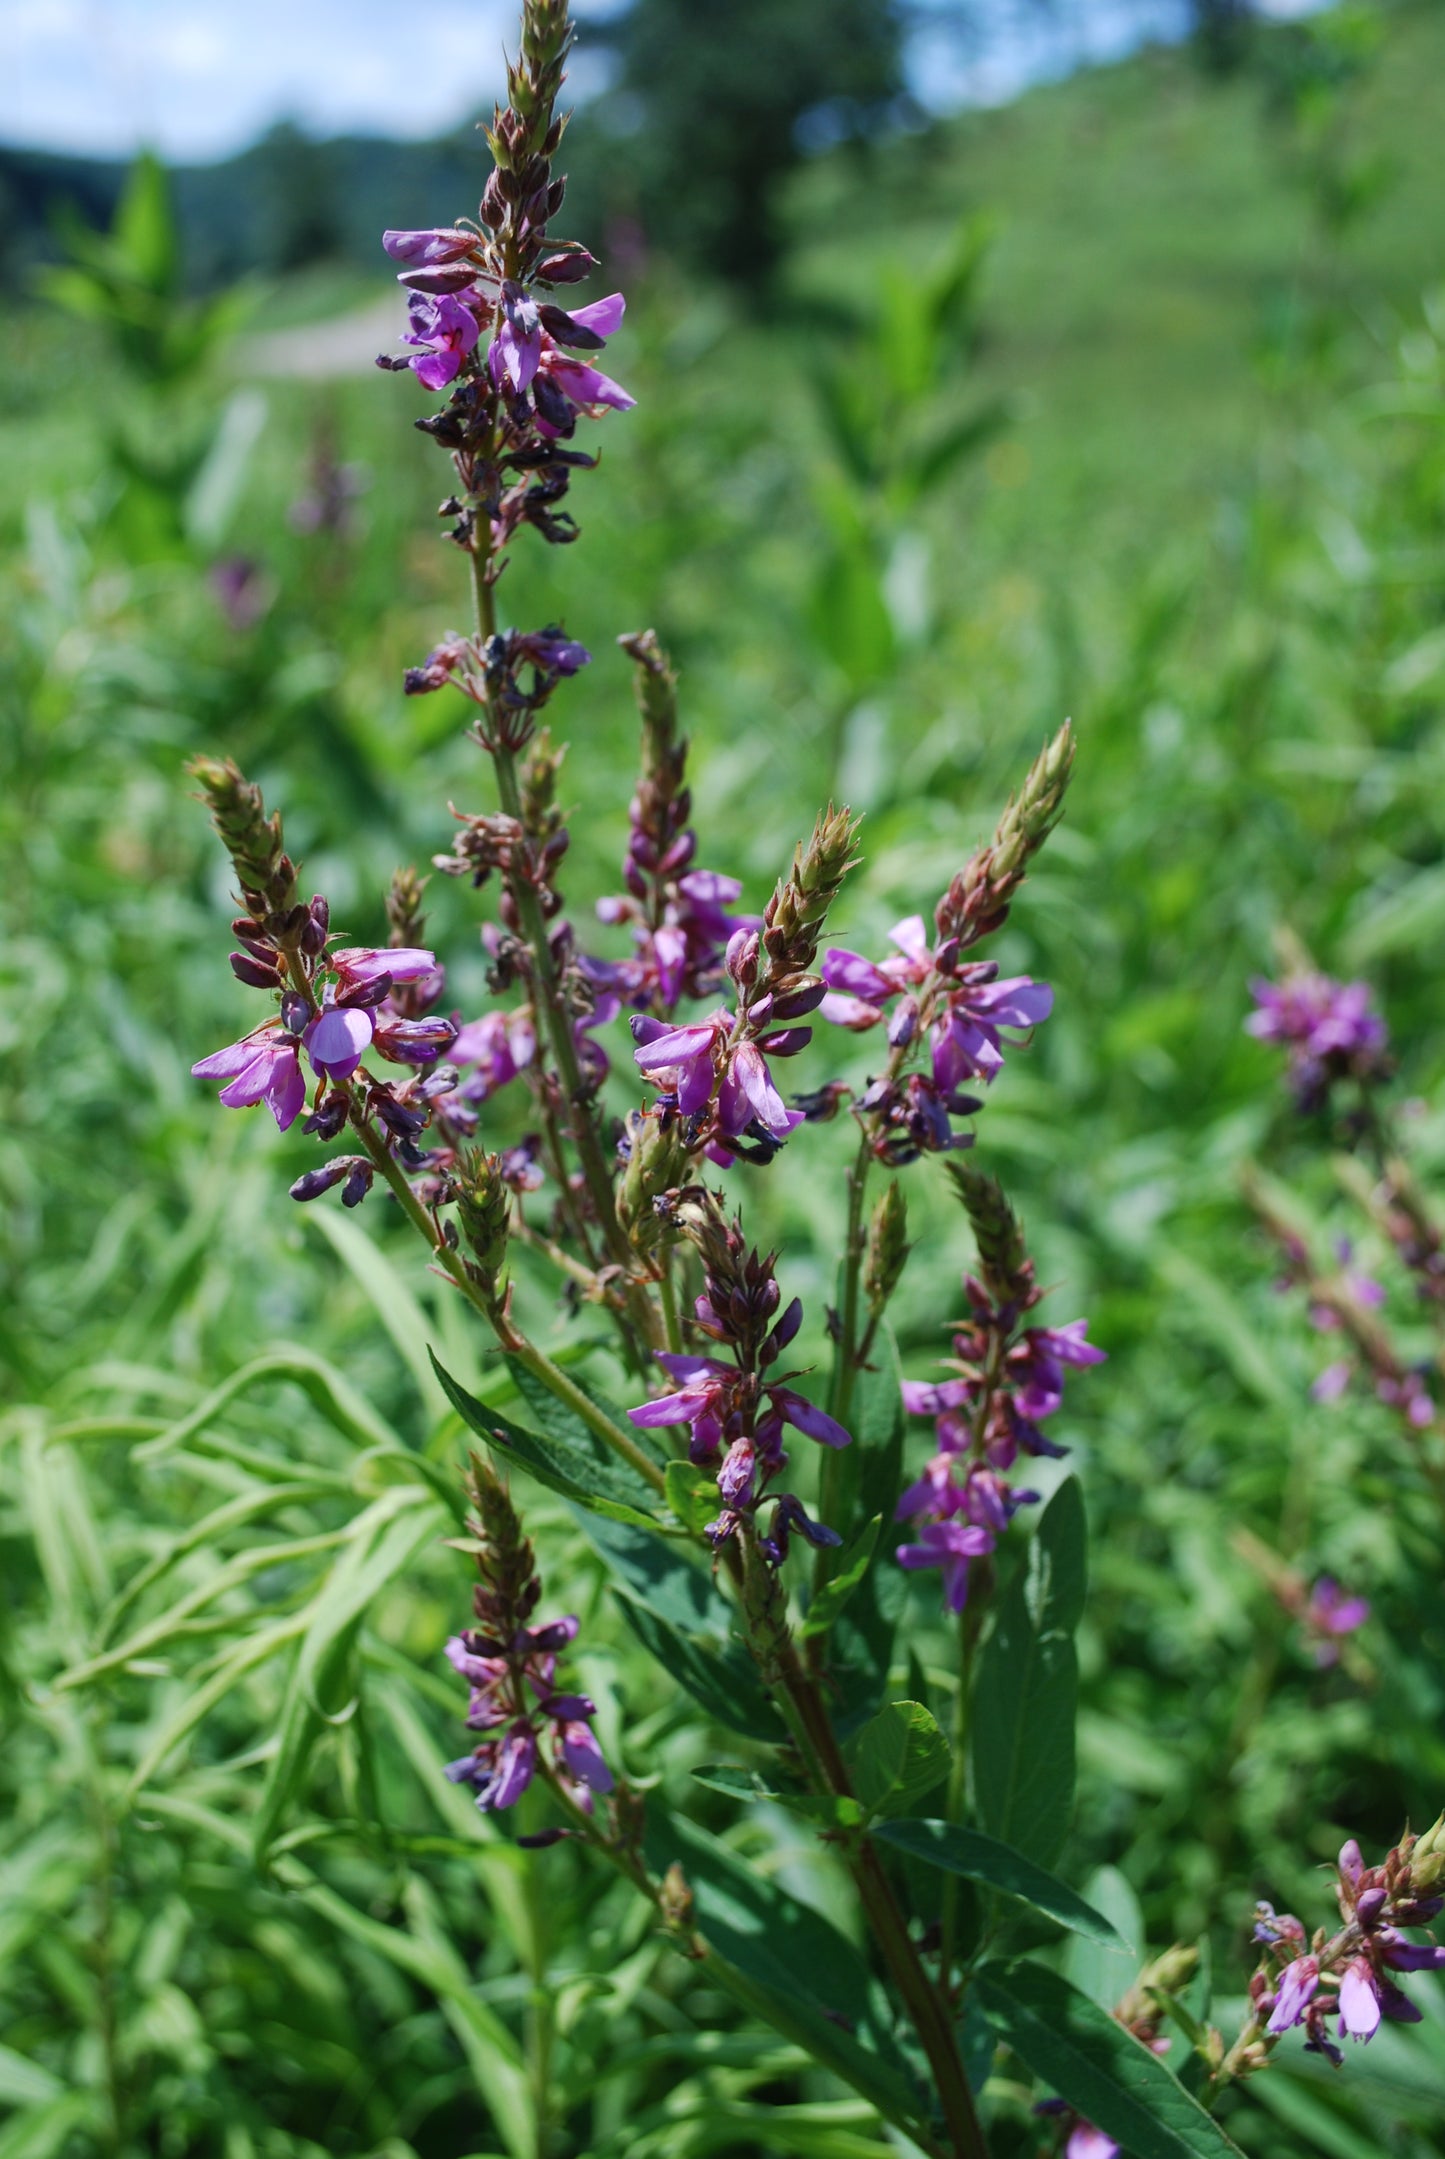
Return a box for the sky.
[1,0,1324,164]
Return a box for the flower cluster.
[590,630,750,1017]
[377,0,632,587]
[896,1166,1104,1612]
[628,1197,847,1560]
[445,1454,612,1820]
[1247,968,1390,1112]
[1247,1820,1445,2063]
[188,759,458,1204]
[814,726,1073,1168]
[631,806,860,1168]
[823,914,1052,1162]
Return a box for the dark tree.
[590,0,907,283]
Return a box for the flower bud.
[454,1148,512,1301]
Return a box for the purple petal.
[822,948,894,1002]
[1339,1963,1382,2040]
[305,1006,374,1079]
[774,1389,851,1449]
[628,1388,709,1427]
[569,291,626,338]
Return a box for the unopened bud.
[864,1181,910,1315]
[454,1148,512,1300]
[1413,1811,1445,1861]
[945,1160,1032,1305]
[617,1110,690,1258]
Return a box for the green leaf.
[976,1964,1245,2159]
[664,1459,719,1535]
[850,1701,952,1819]
[431,1354,659,1528]
[1065,1865,1145,2010]
[872,1821,1125,1947]
[252,1489,443,1860]
[971,1477,1085,1865]
[615,1596,785,1743]
[577,1513,733,1637]
[310,1209,448,1420]
[828,1340,909,1733]
[691,1764,779,1804]
[800,1515,880,1639]
[642,1807,927,2141]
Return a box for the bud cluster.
[445,1454,613,1819]
[188,758,457,1178]
[626,1197,848,1562]
[818,725,1071,1166]
[895,1166,1104,1613]
[590,632,750,1016]
[934,720,1075,948]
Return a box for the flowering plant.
[170,8,1443,2154]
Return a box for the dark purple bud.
[761,1297,803,1367]
[229,950,280,989]
[336,975,394,1011]
[301,896,330,955]
[290,1156,363,1203]
[303,1093,350,1140]
[1356,1886,1388,1929]
[769,980,828,1020]
[341,1162,374,1208]
[726,928,760,987]
[538,248,599,283]
[280,991,311,1035]
[888,998,919,1050]
[516,1827,570,1848]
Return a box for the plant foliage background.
[6,2,1445,2153]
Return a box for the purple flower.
[1338,1960,1382,2041]
[514,628,591,676]
[485,1725,538,1810]
[305,1005,373,1080]
[558,1718,614,1794]
[1008,1321,1107,1421]
[331,945,438,993]
[192,1025,305,1130]
[488,291,635,429]
[404,291,481,392]
[383,227,478,267]
[1267,1954,1320,2034]
[821,915,1052,1086]
[896,1519,996,1614]
[1067,2129,1119,2159]
[1247,971,1389,1107]
[1305,1578,1370,1662]
[631,1011,802,1143]
[449,1008,537,1104]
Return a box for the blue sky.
[2,0,1321,163]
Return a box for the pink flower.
[404,292,481,392]
[192,1024,305,1130]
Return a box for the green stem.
[658,1259,683,1357]
[351,1118,663,1491]
[771,1639,990,2159]
[813,1133,873,1618]
[938,1602,978,1987]
[467,541,660,1363]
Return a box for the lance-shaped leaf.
[578,1514,785,1742]
[872,1821,1126,1947]
[800,1514,880,1639]
[971,1476,1086,1865]
[976,1963,1246,2159]
[849,1700,952,1819]
[642,1806,928,2142]
[616,1597,785,1743]
[431,1352,659,1529]
[252,1488,443,1861]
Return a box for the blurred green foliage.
[6,4,1445,2153]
